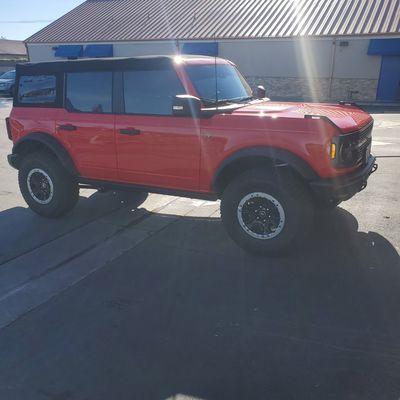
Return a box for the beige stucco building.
[25,0,400,103]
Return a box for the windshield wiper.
[201,98,235,107]
[230,96,255,103]
[201,96,254,107]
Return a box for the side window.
[66,71,112,113]
[18,75,56,104]
[123,68,185,115]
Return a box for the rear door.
[115,65,200,190]
[56,71,117,181]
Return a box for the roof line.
[25,0,400,43]
[24,0,90,43]
[26,32,400,45]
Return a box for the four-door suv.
[6,55,377,254]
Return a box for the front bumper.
[310,155,378,202]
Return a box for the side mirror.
[256,85,266,99]
[172,95,202,117]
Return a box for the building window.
[54,45,83,59]
[65,71,112,113]
[181,42,218,57]
[123,69,185,115]
[18,75,56,104]
[83,44,113,58]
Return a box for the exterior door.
[377,56,400,102]
[56,71,118,180]
[115,68,200,191]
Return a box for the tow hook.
[360,163,378,191]
[370,163,378,175]
[360,181,368,191]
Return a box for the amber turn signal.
[330,143,336,159]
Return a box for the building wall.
[217,37,381,101]
[114,41,177,56]
[27,37,384,102]
[26,41,177,62]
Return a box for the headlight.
[339,142,354,164]
[330,138,356,167]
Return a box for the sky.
[0,0,85,41]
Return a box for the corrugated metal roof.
[26,0,400,43]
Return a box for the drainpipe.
[328,39,337,100]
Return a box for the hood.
[232,101,372,133]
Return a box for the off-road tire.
[315,199,341,213]
[18,151,79,218]
[221,168,313,255]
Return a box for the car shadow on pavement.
[0,196,399,400]
[112,207,400,400]
[0,190,141,264]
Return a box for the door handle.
[58,124,77,131]
[120,128,141,136]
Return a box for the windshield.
[1,70,15,80]
[185,63,252,106]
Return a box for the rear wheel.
[18,152,79,218]
[220,168,313,254]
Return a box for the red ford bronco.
[6,55,377,254]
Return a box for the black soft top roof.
[16,55,180,74]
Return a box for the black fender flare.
[212,146,318,192]
[12,132,78,176]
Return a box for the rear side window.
[18,75,57,104]
[66,71,112,113]
[123,68,184,115]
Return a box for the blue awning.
[83,44,113,58]
[182,42,218,57]
[54,45,83,58]
[368,39,400,56]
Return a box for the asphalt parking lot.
[0,97,399,400]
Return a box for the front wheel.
[315,199,341,213]
[220,168,313,255]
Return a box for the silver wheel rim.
[27,168,54,205]
[237,192,285,239]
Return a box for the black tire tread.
[220,167,313,254]
[18,151,79,218]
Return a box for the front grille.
[333,121,373,168]
[357,122,373,143]
[350,122,373,166]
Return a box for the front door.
[377,56,400,102]
[56,71,117,181]
[115,67,200,191]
